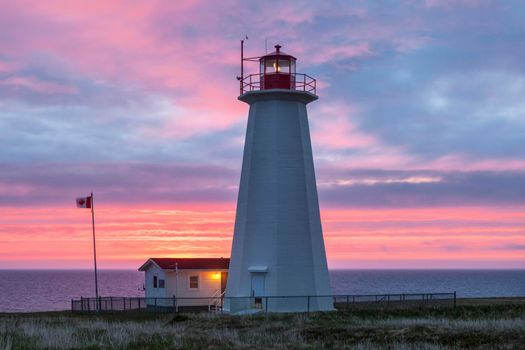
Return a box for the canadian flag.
[76,196,92,208]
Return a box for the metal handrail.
[240,73,317,95]
[208,289,225,312]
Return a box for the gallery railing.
[240,73,317,95]
[71,292,456,314]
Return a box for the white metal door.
[250,273,265,296]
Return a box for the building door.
[220,272,228,294]
[251,273,265,296]
[251,273,265,309]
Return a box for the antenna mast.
[237,36,248,82]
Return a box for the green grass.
[0,300,524,349]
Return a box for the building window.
[189,275,199,289]
[153,275,158,288]
[159,279,165,288]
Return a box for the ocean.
[0,269,523,312]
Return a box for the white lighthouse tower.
[225,44,332,313]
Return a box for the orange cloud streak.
[1,205,524,269]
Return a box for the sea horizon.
[1,269,524,313]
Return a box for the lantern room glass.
[264,59,277,73]
[277,59,290,73]
[262,58,294,74]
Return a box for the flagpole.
[91,191,99,309]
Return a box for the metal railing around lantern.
[240,73,317,96]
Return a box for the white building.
[225,45,333,313]
[138,258,229,309]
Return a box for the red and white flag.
[76,196,92,208]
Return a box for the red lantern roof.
[259,44,296,61]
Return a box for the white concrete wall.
[144,265,170,306]
[167,270,223,306]
[144,265,167,299]
[144,267,225,307]
[225,89,333,313]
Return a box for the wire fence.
[71,292,456,314]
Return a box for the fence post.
[81,297,84,313]
[265,297,268,313]
[98,296,102,313]
[173,296,176,314]
[346,295,349,310]
[307,296,310,313]
[123,297,126,311]
[110,297,113,312]
[453,291,456,308]
[154,297,157,316]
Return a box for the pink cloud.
[0,0,448,143]
[0,76,78,94]
[424,0,490,9]
[312,102,377,150]
[422,155,525,172]
[308,43,373,65]
[0,0,246,136]
[314,145,414,171]
[0,59,19,73]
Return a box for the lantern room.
[238,42,316,95]
[259,45,296,90]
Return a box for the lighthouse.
[224,44,332,313]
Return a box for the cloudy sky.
[1,0,524,269]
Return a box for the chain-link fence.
[72,292,456,314]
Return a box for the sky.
[1,0,524,269]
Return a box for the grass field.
[0,298,524,349]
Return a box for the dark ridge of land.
[0,297,524,349]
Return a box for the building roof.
[138,258,230,271]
